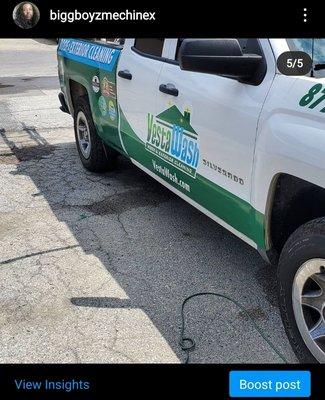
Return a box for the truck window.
[287,39,325,77]
[175,39,183,62]
[89,38,124,47]
[134,38,164,57]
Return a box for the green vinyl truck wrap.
[58,38,325,363]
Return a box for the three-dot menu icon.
[304,8,307,23]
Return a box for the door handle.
[159,83,179,97]
[118,70,132,80]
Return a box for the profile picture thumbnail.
[13,2,40,29]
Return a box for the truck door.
[152,39,276,247]
[117,39,169,158]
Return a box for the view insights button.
[229,371,311,398]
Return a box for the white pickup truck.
[58,38,325,363]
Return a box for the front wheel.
[278,218,325,363]
[74,96,117,172]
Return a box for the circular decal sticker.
[108,100,116,121]
[92,75,100,93]
[98,95,107,116]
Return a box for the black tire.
[278,217,325,363]
[73,96,117,172]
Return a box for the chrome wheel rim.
[76,111,91,159]
[293,258,325,362]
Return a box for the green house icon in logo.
[146,104,200,178]
[156,105,197,138]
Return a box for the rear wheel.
[73,96,117,172]
[278,218,325,363]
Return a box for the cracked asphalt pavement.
[0,39,297,363]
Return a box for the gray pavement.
[0,39,297,363]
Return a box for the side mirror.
[179,39,266,85]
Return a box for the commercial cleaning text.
[59,39,116,65]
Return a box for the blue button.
[229,371,311,398]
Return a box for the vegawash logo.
[145,106,200,178]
